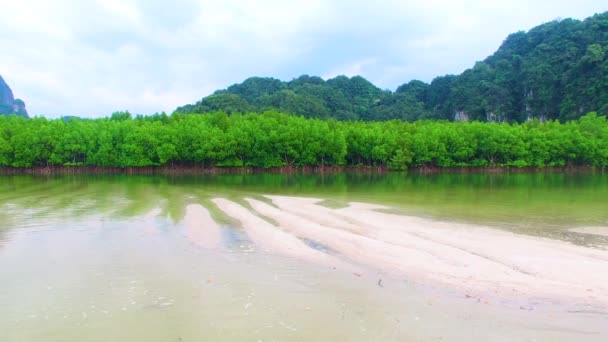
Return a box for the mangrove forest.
[0,111,607,170]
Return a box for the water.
[1,173,607,341]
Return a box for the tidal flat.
[1,173,607,341]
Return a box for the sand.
[183,204,223,249]
[197,195,608,310]
[211,198,355,271]
[262,195,608,309]
[142,208,163,236]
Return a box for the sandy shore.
[206,195,608,310]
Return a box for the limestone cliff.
[0,75,29,118]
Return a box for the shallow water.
[1,173,608,341]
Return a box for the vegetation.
[2,13,608,171]
[177,12,608,123]
[1,111,607,170]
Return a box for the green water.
[1,173,608,341]
[2,172,607,246]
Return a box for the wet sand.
[570,226,608,237]
[183,204,223,249]
[207,195,608,312]
[211,198,356,271]
[3,191,608,341]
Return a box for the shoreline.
[0,165,604,175]
[569,226,608,237]
[208,195,608,312]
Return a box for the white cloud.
[0,0,606,117]
[96,0,143,28]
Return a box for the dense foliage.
[177,12,608,123]
[1,112,607,170]
[176,75,391,121]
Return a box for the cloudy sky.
[0,0,605,117]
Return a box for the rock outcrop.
[0,75,28,118]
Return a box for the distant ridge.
[177,11,608,123]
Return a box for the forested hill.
[0,75,28,118]
[176,12,608,123]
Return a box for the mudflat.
[207,195,608,312]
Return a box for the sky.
[0,0,606,118]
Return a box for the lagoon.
[1,173,608,341]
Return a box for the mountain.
[426,11,608,122]
[176,11,608,122]
[176,75,392,120]
[0,75,28,118]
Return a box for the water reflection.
[2,173,608,341]
[1,172,608,246]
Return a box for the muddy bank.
[0,165,604,175]
[409,165,604,174]
[0,165,384,175]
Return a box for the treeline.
[1,111,607,170]
[176,12,608,122]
